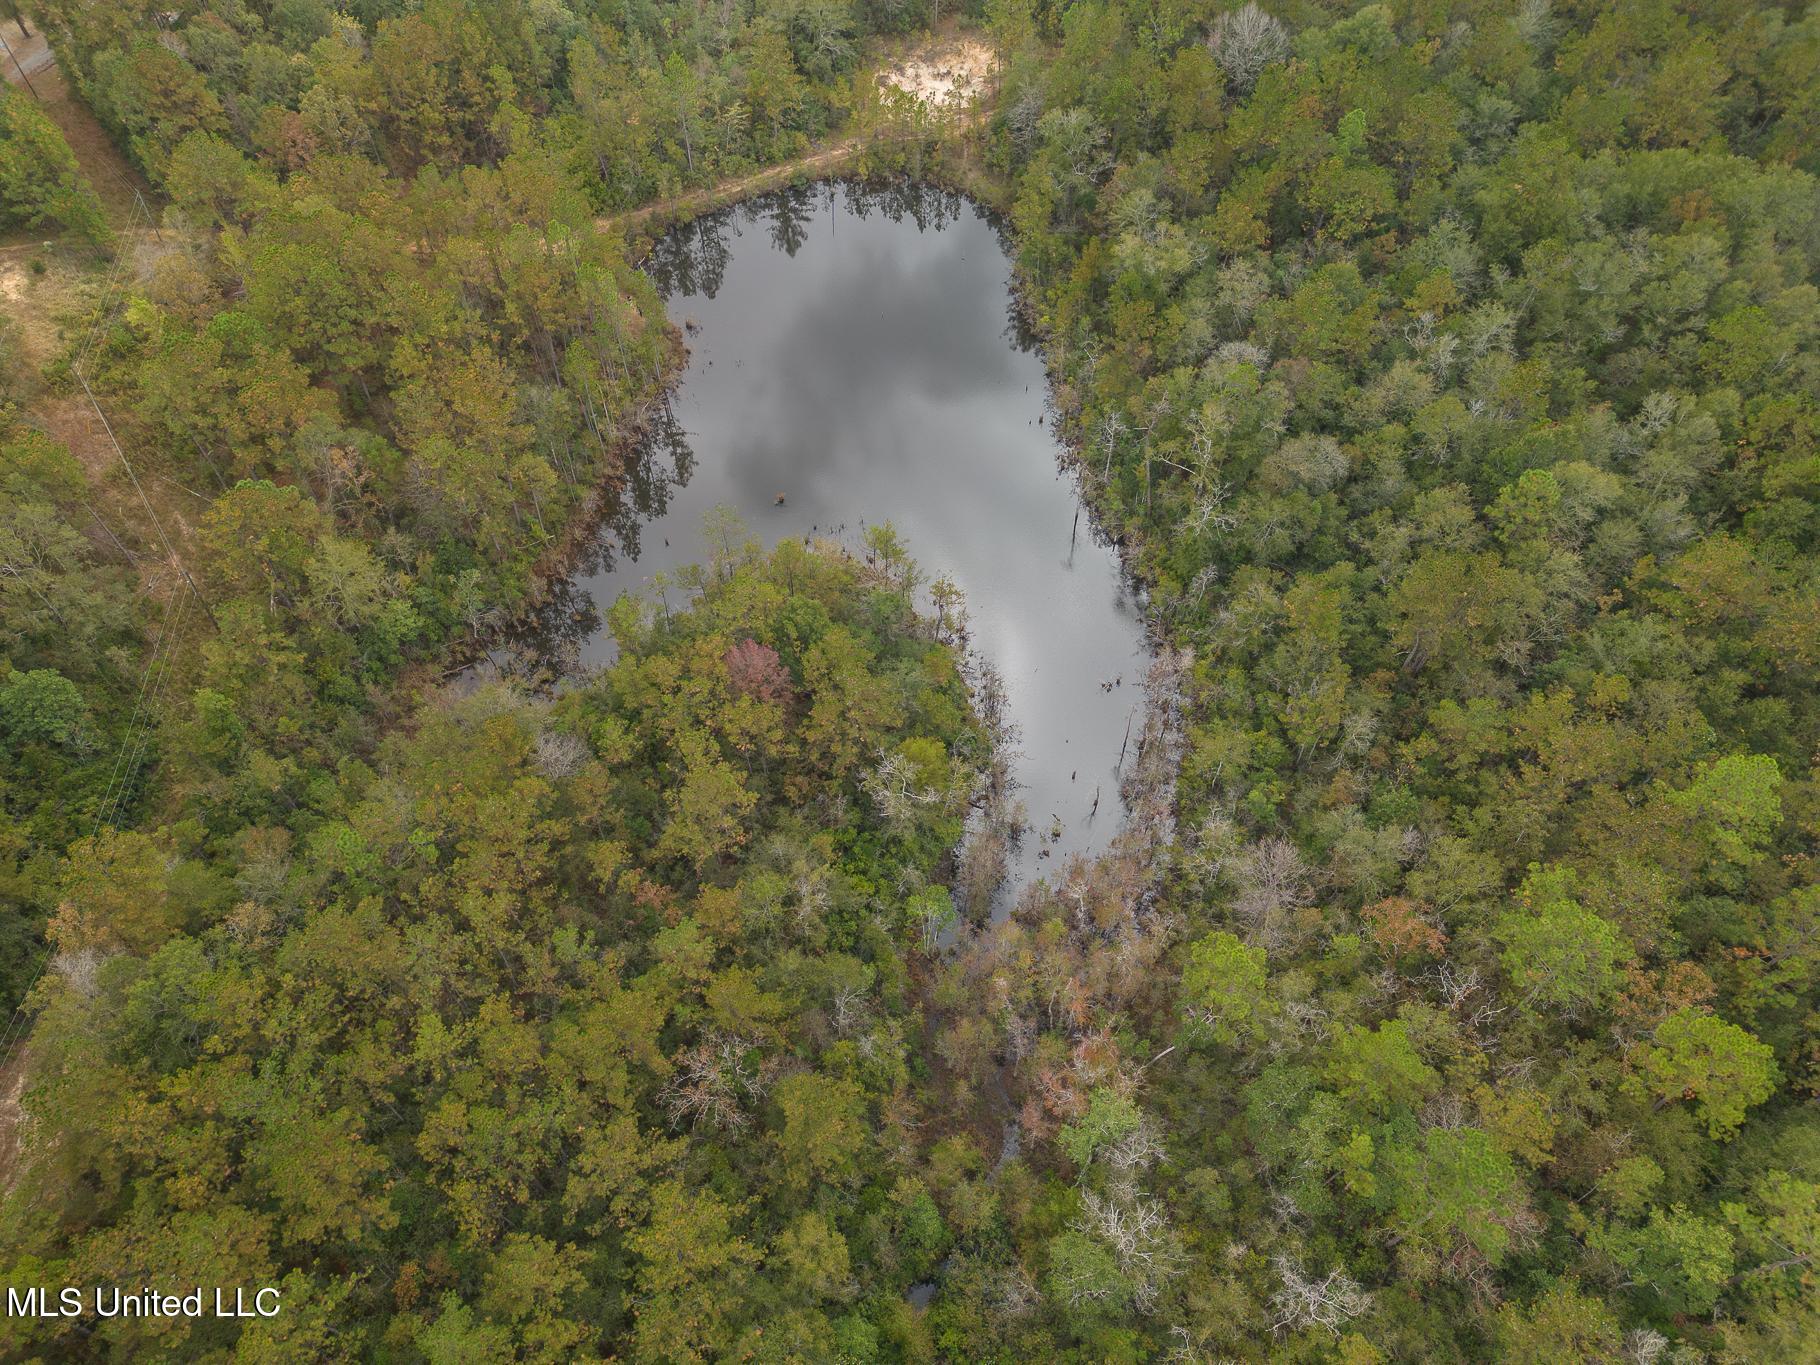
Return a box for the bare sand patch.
[0,254,75,376]
[879,37,994,110]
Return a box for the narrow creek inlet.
[509,181,1151,907]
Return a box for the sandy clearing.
[879,37,994,110]
[0,254,80,379]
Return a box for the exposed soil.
[1,21,150,228]
[878,36,995,109]
[606,34,996,242]
[0,17,51,84]
[1,253,85,374]
[0,27,199,572]
[608,136,871,239]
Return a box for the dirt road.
[0,19,52,87]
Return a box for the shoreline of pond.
[447,169,1179,967]
[509,180,1157,904]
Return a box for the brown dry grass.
[0,29,190,542]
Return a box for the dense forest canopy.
[26,0,930,205]
[14,534,983,1361]
[0,0,1817,1360]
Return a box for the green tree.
[1329,1018,1438,1114]
[1385,1126,1528,1269]
[1180,931,1268,1044]
[1059,1087,1143,1173]
[1491,1283,1623,1362]
[0,669,85,748]
[1667,753,1784,867]
[1493,866,1630,1015]
[1603,1204,1736,1315]
[771,1072,867,1190]
[0,86,112,247]
[1638,1009,1779,1140]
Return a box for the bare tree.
[1269,1256,1371,1336]
[1208,4,1290,96]
[533,727,589,779]
[50,946,108,999]
[863,747,950,831]
[1233,837,1313,949]
[659,1034,770,1132]
[1076,1189,1184,1314]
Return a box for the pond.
[510,181,1150,911]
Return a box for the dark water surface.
[520,182,1149,904]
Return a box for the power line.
[0,23,39,99]
[72,369,217,629]
[67,193,149,376]
[93,576,184,831]
[102,585,191,832]
[0,188,218,1074]
[0,579,195,1070]
[64,190,216,628]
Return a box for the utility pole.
[0,23,39,99]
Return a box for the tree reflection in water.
[480,175,1147,912]
[502,178,989,687]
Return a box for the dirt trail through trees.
[604,136,871,237]
[0,20,150,226]
[606,35,995,239]
[603,111,994,242]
